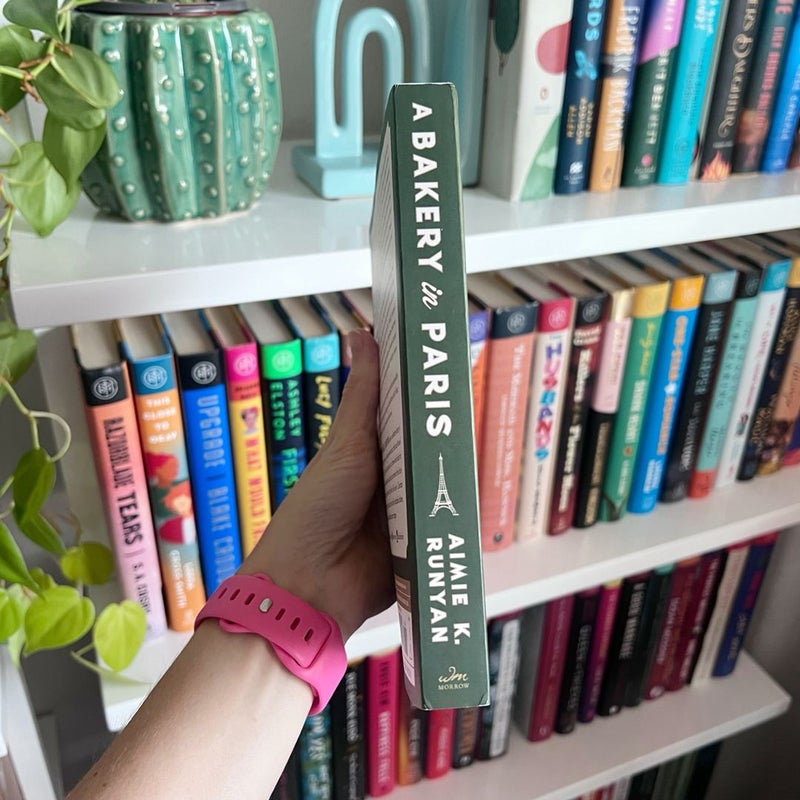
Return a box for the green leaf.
[4,0,60,40]
[0,587,24,641]
[0,26,39,114]
[61,542,114,585]
[12,447,54,525]
[35,67,106,131]
[6,584,29,664]
[43,114,105,184]
[51,45,120,109]
[0,521,37,590]
[29,567,56,591]
[93,601,146,671]
[16,511,65,555]
[24,585,95,655]
[5,142,81,236]
[0,326,36,384]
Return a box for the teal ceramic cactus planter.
[71,1,282,221]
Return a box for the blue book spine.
[554,0,609,194]
[712,534,778,677]
[299,709,333,800]
[761,10,800,173]
[657,0,725,184]
[176,349,242,594]
[628,299,700,513]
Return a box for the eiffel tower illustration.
[429,453,459,517]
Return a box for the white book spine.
[611,775,632,800]
[691,546,750,685]
[715,286,786,488]
[489,617,522,758]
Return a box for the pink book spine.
[425,708,455,780]
[592,318,633,413]
[579,581,622,723]
[366,649,399,797]
[527,595,575,742]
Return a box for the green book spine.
[370,83,489,709]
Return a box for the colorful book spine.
[667,549,725,690]
[697,0,766,181]
[171,332,242,594]
[713,532,778,676]
[716,255,790,487]
[600,281,670,521]
[732,0,799,173]
[656,0,726,183]
[396,690,425,786]
[739,256,800,479]
[761,7,800,172]
[425,709,454,780]
[122,331,206,631]
[589,0,648,191]
[365,650,399,798]
[690,259,762,497]
[330,662,365,800]
[660,266,737,501]
[691,543,750,684]
[556,587,600,733]
[579,580,622,722]
[628,275,703,513]
[516,295,574,540]
[513,605,546,740]
[554,0,609,193]
[299,709,333,800]
[621,0,688,186]
[72,328,167,637]
[549,293,607,534]
[477,614,522,759]
[481,0,575,200]
[469,307,490,461]
[452,707,480,769]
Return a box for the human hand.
[241,330,395,640]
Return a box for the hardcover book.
[299,709,333,800]
[162,310,243,595]
[396,687,425,785]
[330,661,366,800]
[341,289,374,331]
[425,709,455,779]
[370,83,489,709]
[116,315,206,631]
[452,706,481,769]
[203,305,272,556]
[71,322,167,637]
[512,605,546,741]
[365,650,399,798]
[314,292,369,387]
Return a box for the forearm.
[69,621,312,800]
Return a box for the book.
[476,613,522,759]
[621,0,688,186]
[713,532,778,676]
[314,292,369,387]
[71,322,167,637]
[161,310,243,595]
[512,604,546,740]
[579,580,622,723]
[689,242,763,497]
[784,413,800,464]
[732,0,799,173]
[597,573,650,716]
[424,709,454,779]
[370,83,489,709]
[650,757,684,800]
[592,256,671,521]
[738,236,800,479]
[203,305,271,557]
[713,238,790,487]
[365,650,399,798]
[271,744,301,800]
[691,542,750,684]
[697,0,766,181]
[536,264,608,534]
[671,752,699,800]
[396,687,425,785]
[468,272,538,550]
[452,706,480,769]
[239,300,307,508]
[657,246,737,502]
[299,709,333,800]
[481,0,575,200]
[589,0,648,191]
[761,8,800,172]
[628,766,660,799]
[329,661,366,800]
[626,251,704,513]
[275,296,341,457]
[341,289,374,331]
[556,587,600,733]
[554,0,610,194]
[684,742,722,799]
[468,299,490,461]
[566,261,635,528]
[116,315,206,631]
[655,0,726,184]
[501,268,574,541]
[644,557,699,699]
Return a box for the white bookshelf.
[9,142,800,328]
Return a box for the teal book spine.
[300,710,333,800]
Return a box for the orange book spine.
[469,308,490,460]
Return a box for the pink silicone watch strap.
[194,573,347,714]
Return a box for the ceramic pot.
[72,1,282,221]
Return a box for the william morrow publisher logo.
[91,376,119,401]
[191,361,217,384]
[437,666,470,691]
[142,365,168,390]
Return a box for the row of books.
[274,532,776,800]
[482,0,800,200]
